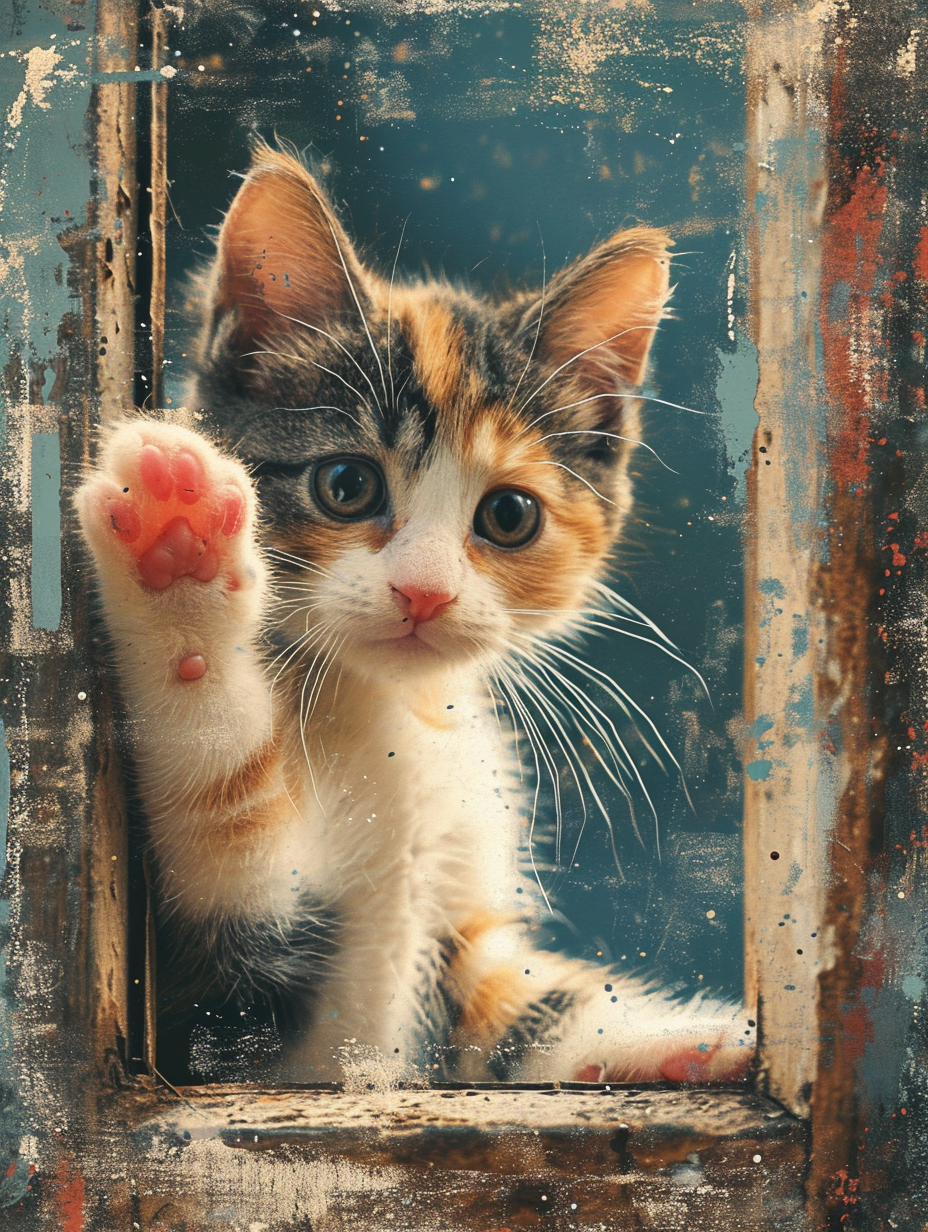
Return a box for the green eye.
[313,457,385,521]
[474,489,541,549]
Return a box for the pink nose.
[391,583,456,624]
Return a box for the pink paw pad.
[658,1042,750,1084]
[178,654,207,681]
[107,440,247,591]
[105,499,142,543]
[138,516,219,590]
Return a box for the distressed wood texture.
[92,1084,806,1230]
[0,0,139,1215]
[743,8,835,1121]
[808,5,928,1228]
[746,3,928,1229]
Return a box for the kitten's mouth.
[379,625,441,654]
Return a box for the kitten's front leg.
[77,421,321,926]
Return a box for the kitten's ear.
[531,228,672,391]
[208,142,370,351]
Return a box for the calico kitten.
[77,143,752,1084]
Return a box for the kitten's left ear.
[528,228,672,391]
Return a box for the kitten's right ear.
[206,142,370,355]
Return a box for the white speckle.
[5,45,64,131]
[197,63,205,72]
[159,65,177,79]
[706,909,716,919]
[753,1154,762,1163]
[898,891,906,899]
[77,691,87,701]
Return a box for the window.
[0,0,921,1227]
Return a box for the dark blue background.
[163,0,749,1000]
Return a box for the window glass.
[160,0,750,1081]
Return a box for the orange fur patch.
[457,411,612,615]
[194,741,281,817]
[454,912,515,950]
[215,790,295,851]
[455,967,530,1044]
[392,290,485,428]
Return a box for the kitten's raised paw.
[78,422,254,593]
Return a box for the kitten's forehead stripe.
[391,290,495,447]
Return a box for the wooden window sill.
[105,1082,808,1229]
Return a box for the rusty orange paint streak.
[914,226,928,282]
[54,1158,85,1232]
[819,163,888,494]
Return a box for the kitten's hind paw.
[586,1008,755,1086]
[78,421,256,594]
[656,1038,753,1084]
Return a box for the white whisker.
[270,310,383,418]
[508,668,589,866]
[507,229,547,413]
[266,547,335,579]
[521,632,695,822]
[536,429,677,474]
[320,214,390,412]
[240,348,376,420]
[268,401,365,429]
[524,460,617,506]
[518,652,650,854]
[573,619,709,699]
[387,216,409,409]
[493,673,552,912]
[590,579,680,649]
[298,631,344,814]
[517,323,661,417]
[525,390,707,433]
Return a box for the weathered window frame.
[1,0,921,1227]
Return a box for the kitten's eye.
[474,489,541,549]
[313,456,386,521]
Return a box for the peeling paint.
[715,326,759,501]
[4,46,65,133]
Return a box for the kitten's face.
[194,144,670,683]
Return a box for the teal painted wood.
[0,0,134,1220]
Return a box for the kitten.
[77,142,752,1085]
